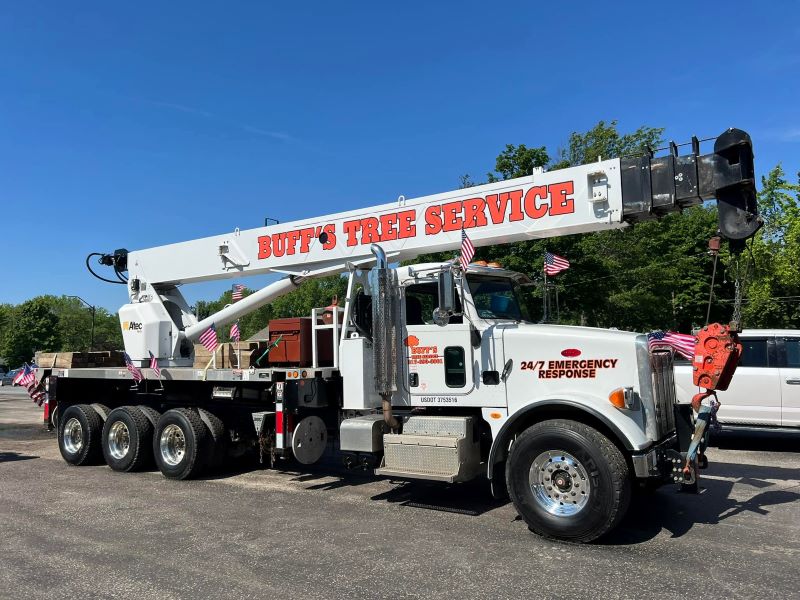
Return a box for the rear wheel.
[506,419,631,543]
[102,406,154,472]
[197,408,227,471]
[153,408,208,480]
[58,404,104,466]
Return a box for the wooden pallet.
[35,351,127,369]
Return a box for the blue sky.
[1,1,798,311]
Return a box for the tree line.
[2,121,798,367]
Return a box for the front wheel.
[506,419,631,543]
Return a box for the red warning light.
[561,348,581,357]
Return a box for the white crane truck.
[44,128,761,542]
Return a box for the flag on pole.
[14,364,45,405]
[231,284,245,302]
[230,321,240,342]
[647,330,696,360]
[544,252,570,276]
[460,229,475,270]
[199,323,219,352]
[124,352,144,382]
[15,364,35,387]
[149,351,161,379]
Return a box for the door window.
[739,338,770,368]
[784,338,800,368]
[405,282,462,325]
[444,347,466,387]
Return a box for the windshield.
[466,275,532,322]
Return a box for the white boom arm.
[111,128,758,364]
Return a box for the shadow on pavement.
[0,451,39,463]
[603,461,800,545]
[370,478,508,516]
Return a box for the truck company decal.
[257,181,576,259]
[418,396,458,404]
[122,321,143,332]
[404,335,444,365]
[520,358,619,379]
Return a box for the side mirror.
[435,269,458,327]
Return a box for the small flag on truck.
[544,251,570,276]
[460,229,475,270]
[230,321,240,342]
[124,352,144,382]
[15,364,46,406]
[149,351,161,379]
[199,323,219,352]
[647,330,696,360]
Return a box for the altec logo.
[257,181,576,259]
[122,321,143,332]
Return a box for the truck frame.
[43,128,760,542]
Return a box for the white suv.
[674,329,800,428]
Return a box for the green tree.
[487,144,549,182]
[1,297,60,366]
[740,165,800,327]
[552,120,664,169]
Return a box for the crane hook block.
[692,323,742,392]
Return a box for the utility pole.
[68,296,96,351]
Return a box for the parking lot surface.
[2,387,799,600]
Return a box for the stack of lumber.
[35,351,126,369]
[192,342,263,369]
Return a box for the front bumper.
[631,434,678,478]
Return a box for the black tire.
[102,406,154,472]
[58,404,104,466]
[90,403,111,421]
[153,408,208,480]
[506,419,631,543]
[136,405,162,429]
[197,408,227,471]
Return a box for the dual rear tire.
[58,404,225,480]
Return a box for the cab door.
[779,336,800,426]
[400,277,505,407]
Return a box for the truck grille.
[650,350,676,439]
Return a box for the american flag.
[647,330,696,360]
[460,229,475,270]
[232,284,245,302]
[149,351,161,379]
[15,364,46,406]
[124,352,144,382]
[230,321,240,342]
[544,252,570,276]
[14,364,35,387]
[199,323,219,352]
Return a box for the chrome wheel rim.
[107,420,130,460]
[63,418,84,455]
[160,424,186,466]
[529,450,591,516]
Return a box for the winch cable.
[704,236,721,326]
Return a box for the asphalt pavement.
[1,387,799,600]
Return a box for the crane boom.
[104,128,758,362]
